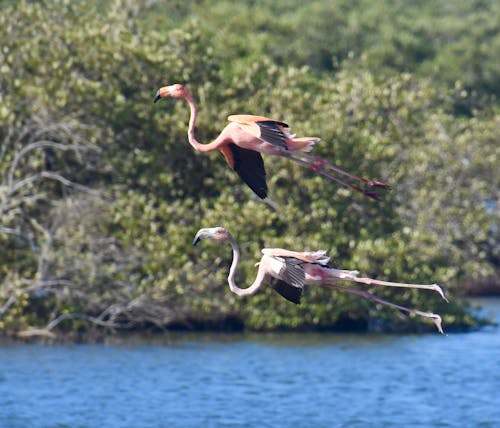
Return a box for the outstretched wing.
[268,256,305,304]
[262,248,330,265]
[228,114,290,150]
[219,143,268,199]
[269,277,303,304]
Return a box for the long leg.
[280,151,384,200]
[351,277,448,302]
[289,150,389,189]
[323,283,444,334]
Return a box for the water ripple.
[1,300,500,427]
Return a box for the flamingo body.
[193,227,447,333]
[154,84,388,200]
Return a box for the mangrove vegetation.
[0,0,498,338]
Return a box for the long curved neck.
[226,236,265,297]
[183,93,220,153]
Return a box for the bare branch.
[7,140,98,189]
[17,329,57,339]
[0,295,17,317]
[10,171,75,194]
[41,171,100,195]
[46,313,121,331]
[20,279,75,290]
[0,226,30,241]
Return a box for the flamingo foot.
[362,190,383,201]
[367,180,391,189]
[283,151,388,200]
[324,283,445,334]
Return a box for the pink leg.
[290,151,389,189]
[323,283,444,334]
[352,277,448,302]
[280,151,386,200]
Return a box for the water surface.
[1,298,499,427]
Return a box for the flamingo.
[193,227,448,333]
[154,84,388,201]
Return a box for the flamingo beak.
[193,229,206,246]
[153,86,169,103]
[193,227,223,245]
[153,89,161,104]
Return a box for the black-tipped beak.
[193,236,201,246]
[153,90,161,104]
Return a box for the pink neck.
[184,93,219,153]
[226,236,265,297]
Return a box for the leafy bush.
[0,0,497,337]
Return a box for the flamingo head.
[153,83,189,103]
[193,227,231,246]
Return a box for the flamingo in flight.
[154,84,388,201]
[193,227,448,333]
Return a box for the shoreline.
[2,296,498,345]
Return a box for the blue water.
[1,299,499,428]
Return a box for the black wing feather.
[268,257,305,304]
[255,121,288,150]
[280,257,305,288]
[269,277,303,304]
[229,144,268,199]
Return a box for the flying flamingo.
[193,227,448,333]
[154,84,388,201]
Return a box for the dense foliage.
[0,0,498,337]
